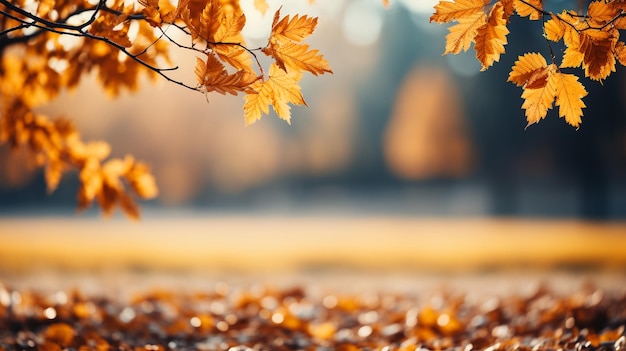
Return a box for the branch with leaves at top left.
[0,0,331,218]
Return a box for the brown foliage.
[0,0,331,218]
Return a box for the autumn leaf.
[508,52,548,87]
[430,0,489,23]
[513,0,542,20]
[243,63,306,125]
[263,42,331,76]
[615,41,626,66]
[443,11,487,54]
[553,72,587,128]
[195,54,260,95]
[521,64,557,127]
[579,31,616,81]
[263,8,332,75]
[511,54,588,128]
[269,10,318,42]
[543,14,565,42]
[474,2,509,70]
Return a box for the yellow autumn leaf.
[243,63,306,125]
[521,64,557,127]
[430,0,490,23]
[269,10,318,43]
[513,0,542,20]
[508,52,547,87]
[543,14,565,42]
[474,2,509,70]
[552,72,587,128]
[263,42,332,76]
[443,11,487,54]
[264,8,332,76]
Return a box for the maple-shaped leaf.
[474,2,510,70]
[443,11,487,54]
[552,72,587,128]
[513,0,542,20]
[430,0,490,23]
[521,64,558,127]
[508,52,548,87]
[263,8,332,75]
[243,63,306,125]
[195,54,260,95]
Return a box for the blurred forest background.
[2,0,626,220]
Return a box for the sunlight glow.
[342,1,384,47]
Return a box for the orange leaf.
[508,52,547,87]
[264,8,331,76]
[500,0,515,23]
[269,10,318,43]
[474,2,509,70]
[543,14,565,42]
[243,63,306,125]
[615,41,626,66]
[521,64,557,127]
[430,0,490,23]
[513,0,542,20]
[587,1,621,26]
[553,72,587,128]
[443,11,487,54]
[199,0,221,42]
[578,31,616,80]
[263,42,332,76]
[195,54,260,95]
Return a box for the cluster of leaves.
[0,0,331,218]
[430,0,626,129]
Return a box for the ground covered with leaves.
[1,278,625,351]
